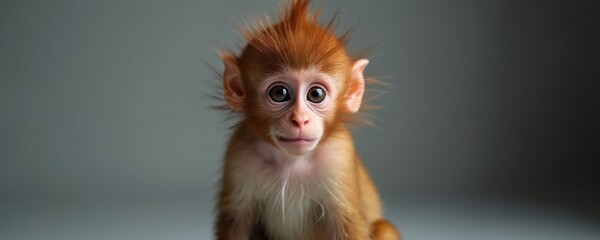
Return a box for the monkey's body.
[219,125,392,239]
[217,125,397,240]
[215,1,400,239]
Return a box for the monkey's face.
[252,68,340,156]
[222,53,367,156]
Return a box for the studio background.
[1,0,598,239]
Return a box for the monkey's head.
[220,0,368,156]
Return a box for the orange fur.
[215,1,400,239]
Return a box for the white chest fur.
[229,140,346,240]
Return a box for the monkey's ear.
[346,59,369,113]
[221,54,245,111]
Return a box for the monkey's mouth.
[276,136,317,143]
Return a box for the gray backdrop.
[1,0,598,239]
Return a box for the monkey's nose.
[291,111,310,128]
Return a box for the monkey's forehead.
[242,66,350,94]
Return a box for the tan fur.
[215,1,400,239]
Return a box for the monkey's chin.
[274,136,320,156]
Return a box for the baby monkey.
[215,0,400,239]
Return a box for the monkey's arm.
[215,175,256,240]
[326,159,371,240]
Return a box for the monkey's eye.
[307,86,326,103]
[268,85,291,102]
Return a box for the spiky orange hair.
[235,0,353,86]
